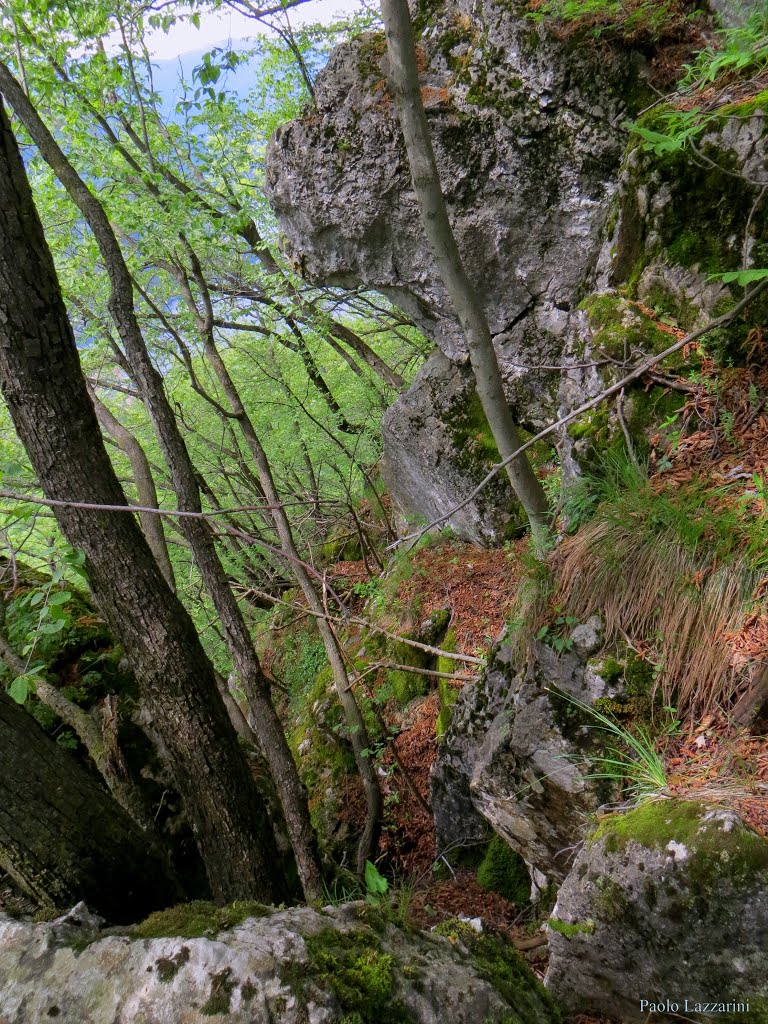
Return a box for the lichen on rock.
[0,900,560,1023]
[546,799,768,1021]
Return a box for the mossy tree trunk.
[0,689,175,922]
[0,97,287,906]
[380,0,550,548]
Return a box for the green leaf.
[713,268,768,286]
[40,619,67,634]
[364,860,389,896]
[48,591,72,606]
[8,676,31,704]
[29,591,45,607]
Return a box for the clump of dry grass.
[551,518,758,716]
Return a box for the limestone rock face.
[381,351,517,543]
[431,622,621,884]
[266,2,635,362]
[545,800,768,1021]
[0,900,558,1024]
[265,0,638,532]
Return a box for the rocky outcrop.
[431,620,628,885]
[266,2,638,362]
[266,0,767,535]
[266,0,641,534]
[381,351,517,543]
[546,799,768,1021]
[0,900,559,1024]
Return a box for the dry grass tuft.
[551,519,758,716]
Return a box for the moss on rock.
[476,836,531,907]
[305,928,413,1024]
[592,800,768,892]
[133,900,272,940]
[432,920,562,1023]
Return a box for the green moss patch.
[476,836,531,907]
[304,928,413,1024]
[547,917,596,939]
[592,799,768,891]
[133,900,272,940]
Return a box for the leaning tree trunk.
[0,98,287,906]
[0,64,323,903]
[86,381,176,590]
[380,0,550,548]
[0,689,175,922]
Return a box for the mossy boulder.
[546,799,768,1021]
[0,901,561,1023]
[476,836,531,907]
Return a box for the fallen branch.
[242,585,484,665]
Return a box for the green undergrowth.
[525,0,697,45]
[625,5,768,161]
[132,900,272,939]
[562,450,768,571]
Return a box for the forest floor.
[323,349,768,1013]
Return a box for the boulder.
[266,1,636,364]
[546,799,768,1021]
[431,623,625,885]
[381,351,517,543]
[0,900,559,1024]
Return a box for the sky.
[141,0,365,59]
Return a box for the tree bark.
[380,0,550,547]
[0,97,287,906]
[0,63,323,903]
[0,689,174,922]
[86,381,176,590]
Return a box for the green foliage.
[551,690,667,800]
[535,612,579,654]
[526,0,693,43]
[364,859,389,898]
[626,5,768,153]
[282,631,329,704]
[680,4,768,88]
[476,837,531,907]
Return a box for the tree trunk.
[200,332,383,875]
[0,64,323,904]
[0,689,174,922]
[86,381,176,590]
[380,0,550,547]
[0,98,287,906]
